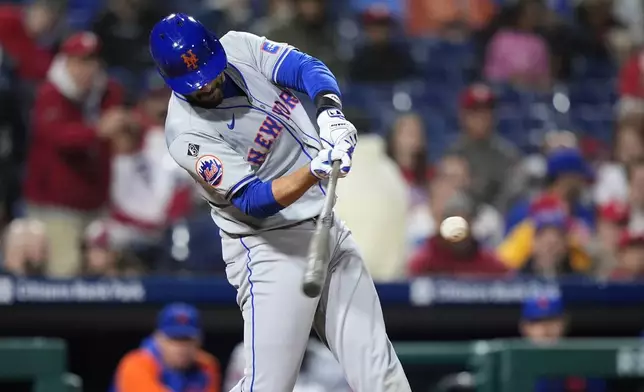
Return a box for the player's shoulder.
[196,350,220,371]
[220,30,280,65]
[220,30,260,49]
[117,348,158,373]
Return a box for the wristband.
[315,92,342,116]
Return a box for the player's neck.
[222,76,245,100]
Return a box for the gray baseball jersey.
[165,31,325,235]
[163,30,411,392]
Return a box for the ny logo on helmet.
[175,312,190,325]
[181,50,199,70]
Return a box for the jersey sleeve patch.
[261,41,281,54]
[195,155,224,187]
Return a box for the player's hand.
[97,108,130,138]
[317,109,358,155]
[310,148,351,180]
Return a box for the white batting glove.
[317,109,358,156]
[310,148,351,180]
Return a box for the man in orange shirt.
[112,303,220,392]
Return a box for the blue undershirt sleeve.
[230,178,285,218]
[273,50,341,101]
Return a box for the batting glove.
[310,148,352,180]
[317,109,358,156]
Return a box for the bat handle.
[323,161,341,217]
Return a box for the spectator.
[499,193,593,275]
[267,0,344,78]
[83,220,145,278]
[619,50,644,102]
[408,191,507,277]
[112,303,221,392]
[626,159,644,233]
[407,0,496,38]
[448,83,520,210]
[593,201,630,278]
[504,147,595,237]
[251,0,294,36]
[505,130,579,210]
[517,210,588,279]
[613,0,644,49]
[575,0,627,62]
[108,74,193,252]
[483,0,551,89]
[385,113,432,253]
[335,112,408,282]
[438,154,504,247]
[610,230,644,280]
[0,44,27,227]
[593,124,644,206]
[348,5,416,83]
[92,0,166,95]
[386,113,430,188]
[196,0,255,37]
[225,338,350,392]
[410,155,504,249]
[23,32,126,278]
[0,0,65,84]
[2,219,48,276]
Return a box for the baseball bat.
[302,160,342,298]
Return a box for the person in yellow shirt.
[498,148,594,273]
[497,206,592,274]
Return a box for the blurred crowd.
[3,0,644,283]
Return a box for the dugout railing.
[0,338,81,392]
[396,338,644,392]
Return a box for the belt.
[221,217,320,239]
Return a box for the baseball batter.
[149,13,411,392]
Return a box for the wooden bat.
[301,161,341,298]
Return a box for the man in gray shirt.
[448,83,520,211]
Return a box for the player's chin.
[192,89,224,106]
[207,89,224,106]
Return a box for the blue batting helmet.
[149,13,227,95]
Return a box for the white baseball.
[440,216,469,242]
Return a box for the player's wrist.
[314,92,343,117]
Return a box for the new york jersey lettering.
[247,117,283,166]
[279,90,300,109]
[272,101,291,119]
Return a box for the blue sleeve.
[231,178,285,218]
[274,50,341,101]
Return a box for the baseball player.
[224,339,351,392]
[149,13,411,392]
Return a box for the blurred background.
[4,0,644,391]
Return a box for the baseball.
[440,216,469,242]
